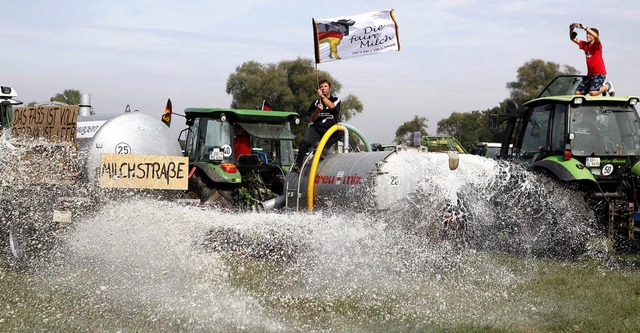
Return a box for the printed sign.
[601,164,614,176]
[99,153,188,190]
[12,105,79,143]
[76,120,106,138]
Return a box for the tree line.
[395,59,579,150]
[44,58,578,151]
[226,57,578,150]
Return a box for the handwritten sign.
[99,153,188,190]
[12,105,79,143]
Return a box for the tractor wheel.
[188,171,235,209]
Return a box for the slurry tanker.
[177,107,460,212]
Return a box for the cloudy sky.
[2,0,639,143]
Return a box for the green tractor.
[494,75,640,249]
[179,108,300,210]
[422,135,467,154]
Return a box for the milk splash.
[2,146,606,331]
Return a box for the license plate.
[585,157,600,167]
[209,149,224,161]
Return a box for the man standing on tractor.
[569,22,615,96]
[291,79,341,173]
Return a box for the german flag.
[162,98,172,127]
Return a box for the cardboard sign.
[12,105,79,143]
[99,153,189,190]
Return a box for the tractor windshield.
[239,123,295,166]
[185,117,233,163]
[538,75,583,97]
[570,106,640,156]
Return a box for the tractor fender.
[531,156,596,184]
[631,160,640,177]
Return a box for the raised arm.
[569,23,579,45]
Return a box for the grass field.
[1,253,639,332]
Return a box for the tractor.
[493,75,640,250]
[179,108,300,210]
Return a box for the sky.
[2,0,640,144]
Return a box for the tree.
[394,115,428,144]
[506,59,579,106]
[226,58,363,145]
[437,110,495,151]
[434,59,580,151]
[51,89,81,105]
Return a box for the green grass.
[2,254,640,332]
[0,270,190,331]
[223,254,640,332]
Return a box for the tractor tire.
[188,171,235,209]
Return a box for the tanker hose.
[305,123,372,212]
[307,124,344,212]
[341,123,372,152]
[259,194,286,211]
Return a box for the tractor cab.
[179,108,300,207]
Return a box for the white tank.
[285,148,460,211]
[84,112,182,185]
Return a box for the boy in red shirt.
[570,22,615,96]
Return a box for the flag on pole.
[313,9,400,64]
[161,98,172,127]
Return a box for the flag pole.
[312,18,320,88]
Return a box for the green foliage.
[226,57,363,145]
[394,115,428,144]
[51,89,81,105]
[432,59,579,151]
[437,111,488,151]
[506,58,579,107]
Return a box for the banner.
[313,9,400,64]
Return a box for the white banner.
[313,9,400,63]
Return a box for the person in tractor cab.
[234,126,252,158]
[291,79,341,173]
[569,22,615,96]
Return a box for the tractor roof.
[523,95,640,108]
[184,108,299,124]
